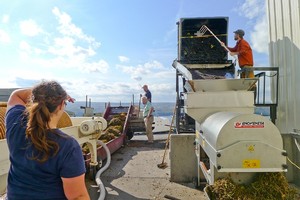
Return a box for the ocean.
[66,101,270,119]
[66,101,176,118]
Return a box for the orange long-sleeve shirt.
[227,39,253,67]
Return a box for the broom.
[157,103,177,169]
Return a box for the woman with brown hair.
[5,80,90,200]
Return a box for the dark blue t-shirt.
[145,90,152,102]
[5,105,86,200]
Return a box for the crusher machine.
[173,17,287,187]
[62,101,133,178]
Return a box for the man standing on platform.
[141,96,154,144]
[221,29,256,98]
[222,29,254,78]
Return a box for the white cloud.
[19,41,31,59]
[237,0,268,55]
[20,19,43,36]
[61,79,141,102]
[0,29,10,43]
[47,36,97,60]
[24,54,109,74]
[251,16,269,54]
[2,15,9,23]
[117,64,148,77]
[15,7,106,74]
[52,7,100,48]
[80,60,109,73]
[143,60,164,69]
[19,40,45,60]
[238,0,265,19]
[0,69,52,88]
[0,15,10,43]
[119,56,129,63]
[151,83,174,93]
[117,60,164,81]
[19,41,31,51]
[48,37,76,57]
[155,70,175,79]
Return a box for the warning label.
[243,159,260,168]
[234,121,264,128]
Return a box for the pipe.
[95,140,111,200]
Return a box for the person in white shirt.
[141,96,154,143]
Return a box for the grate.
[195,25,231,53]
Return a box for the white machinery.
[196,112,287,185]
[0,113,107,196]
[174,17,287,187]
[60,116,108,171]
[174,60,287,187]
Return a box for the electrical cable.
[287,157,300,170]
[95,140,111,200]
[265,73,277,77]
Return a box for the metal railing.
[239,67,279,124]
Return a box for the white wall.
[267,0,300,133]
[267,0,300,185]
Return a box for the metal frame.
[239,67,279,124]
[175,69,195,134]
[175,67,280,133]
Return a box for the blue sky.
[0,0,268,102]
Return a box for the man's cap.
[142,84,148,88]
[234,29,245,37]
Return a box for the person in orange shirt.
[222,29,254,78]
[222,29,256,100]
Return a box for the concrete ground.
[86,133,207,200]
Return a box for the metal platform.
[85,133,207,200]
